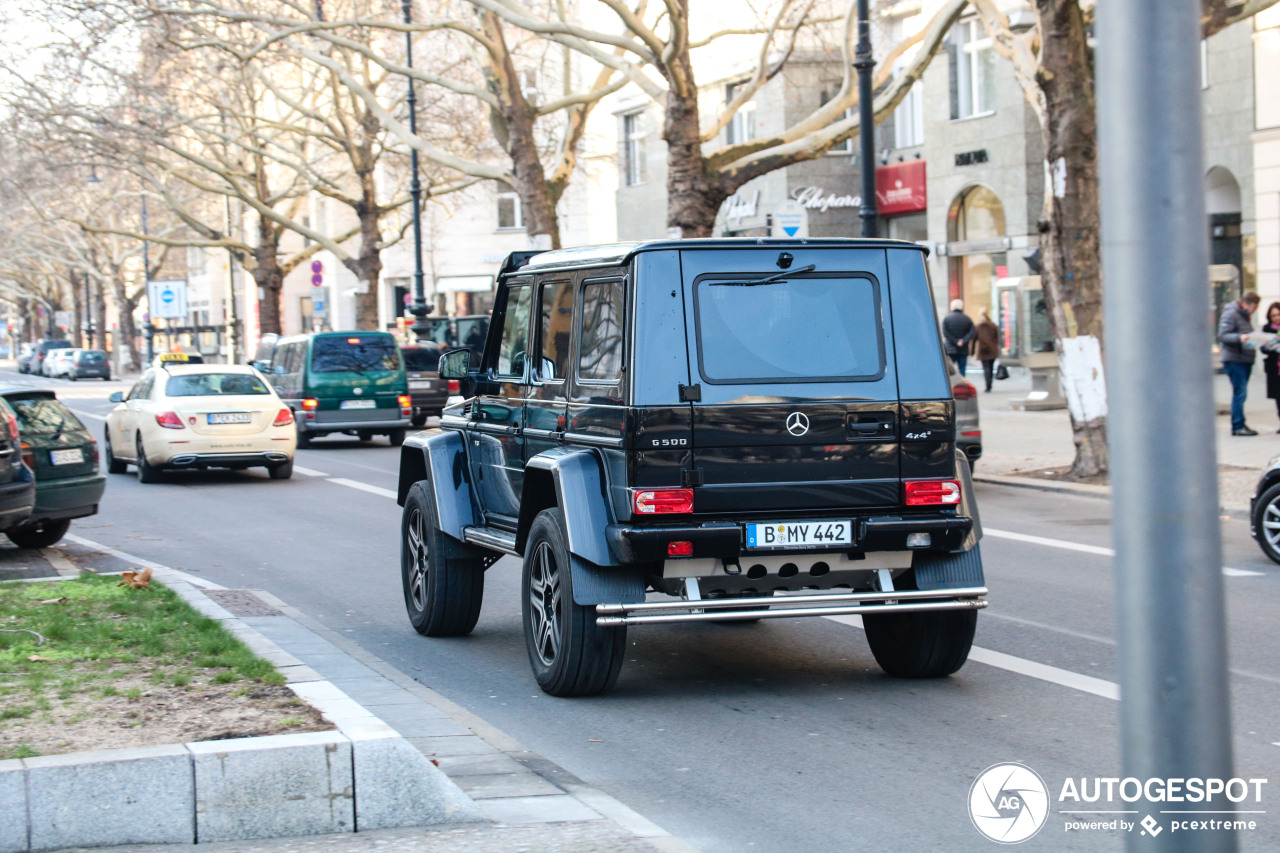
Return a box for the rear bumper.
[605,514,974,564]
[165,451,291,469]
[30,473,106,523]
[0,476,35,525]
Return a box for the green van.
[267,332,411,447]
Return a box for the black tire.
[863,571,976,678]
[268,458,294,480]
[401,482,485,636]
[136,436,161,484]
[1253,482,1280,564]
[411,413,427,428]
[69,374,77,382]
[8,519,72,549]
[388,429,406,447]
[522,508,626,697]
[296,421,311,449]
[104,429,127,474]
[358,430,373,442]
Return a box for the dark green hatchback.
[0,388,106,548]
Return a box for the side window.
[578,280,625,381]
[536,280,572,382]
[288,343,303,375]
[133,375,154,401]
[126,380,143,401]
[496,285,532,378]
[270,343,288,374]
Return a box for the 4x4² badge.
[786,411,809,436]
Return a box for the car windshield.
[694,274,885,383]
[310,337,400,373]
[401,347,440,372]
[165,373,271,397]
[6,397,85,435]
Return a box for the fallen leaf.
[37,597,68,606]
[588,739,602,743]
[429,759,440,767]
[117,568,154,590]
[28,655,52,662]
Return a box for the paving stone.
[190,732,354,842]
[453,772,564,799]
[0,759,27,853]
[370,708,471,739]
[279,664,323,683]
[349,734,484,830]
[476,794,602,824]
[25,744,194,849]
[435,753,528,777]
[406,736,499,758]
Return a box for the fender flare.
[397,430,478,541]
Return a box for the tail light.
[398,395,411,412]
[904,479,961,506]
[301,398,319,411]
[952,381,977,400]
[90,439,99,466]
[155,411,185,429]
[632,488,694,515]
[273,408,294,426]
[20,441,34,470]
[447,379,460,393]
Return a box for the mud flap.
[570,554,645,606]
[913,543,985,590]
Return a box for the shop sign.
[875,160,927,216]
[723,190,761,221]
[790,186,861,213]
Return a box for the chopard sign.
[791,186,862,213]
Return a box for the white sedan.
[104,363,297,482]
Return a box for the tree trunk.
[664,83,729,238]
[254,218,284,336]
[349,176,382,330]
[94,277,107,352]
[111,278,142,374]
[1035,0,1108,478]
[71,273,84,348]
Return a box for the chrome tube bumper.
[595,586,988,626]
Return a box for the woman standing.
[1262,302,1280,430]
[972,307,1000,392]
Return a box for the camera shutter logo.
[786,411,810,436]
[969,763,1050,844]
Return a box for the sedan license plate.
[50,448,84,466]
[746,520,853,550]
[207,412,252,425]
[409,380,433,390]
[340,399,377,410]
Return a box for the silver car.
[948,361,982,469]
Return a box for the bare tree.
[971,0,1279,478]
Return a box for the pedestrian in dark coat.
[1219,290,1261,436]
[972,307,1000,392]
[941,299,975,376]
[1262,301,1280,430]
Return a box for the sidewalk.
[972,365,1276,511]
[0,541,695,853]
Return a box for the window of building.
[622,111,645,186]
[948,20,996,120]
[894,81,924,148]
[725,81,757,145]
[497,192,524,230]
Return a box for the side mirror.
[108,392,125,404]
[438,348,471,380]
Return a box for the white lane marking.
[826,613,1120,700]
[68,408,107,421]
[329,477,397,500]
[63,533,227,589]
[984,527,1264,577]
[292,465,329,477]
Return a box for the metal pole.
[402,0,432,341]
[1096,2,1236,851]
[853,0,877,238]
[141,188,155,364]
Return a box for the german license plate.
[50,448,84,466]
[207,412,252,424]
[746,520,853,550]
[409,380,433,390]
[340,399,376,409]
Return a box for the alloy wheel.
[527,541,561,666]
[406,507,428,613]
[1264,498,1280,555]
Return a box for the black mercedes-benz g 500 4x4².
[396,240,986,696]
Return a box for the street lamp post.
[401,0,432,341]
[854,0,878,238]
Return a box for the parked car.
[1251,458,1280,563]
[402,344,453,427]
[44,348,80,378]
[267,331,411,448]
[0,388,103,547]
[30,340,72,377]
[62,349,111,381]
[16,344,34,374]
[105,363,297,481]
[395,240,987,697]
[0,399,35,540]
[949,361,982,469]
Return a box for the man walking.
[942,299,975,376]
[1220,290,1261,436]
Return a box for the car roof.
[514,238,929,275]
[0,385,57,400]
[154,363,260,375]
[275,331,397,345]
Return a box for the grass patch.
[0,575,295,754]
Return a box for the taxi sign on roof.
[156,353,205,366]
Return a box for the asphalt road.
[17,367,1280,852]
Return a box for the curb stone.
[974,472,1253,519]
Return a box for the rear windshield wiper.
[710,264,816,287]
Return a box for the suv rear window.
[6,398,86,435]
[402,346,441,372]
[693,274,884,383]
[311,337,400,373]
[166,373,271,396]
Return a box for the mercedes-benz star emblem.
[786,411,810,437]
